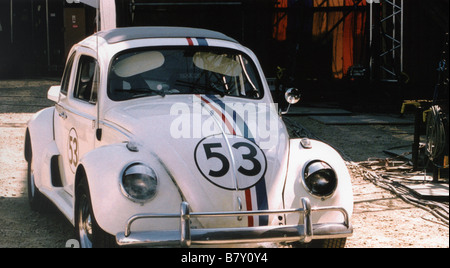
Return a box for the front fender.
[78,143,183,235]
[284,138,353,225]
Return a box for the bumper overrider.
[116,198,352,247]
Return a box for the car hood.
[104,95,289,228]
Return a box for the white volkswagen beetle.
[25,27,353,248]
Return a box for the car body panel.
[79,143,183,233]
[284,139,354,224]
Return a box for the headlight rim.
[120,162,158,204]
[302,160,338,200]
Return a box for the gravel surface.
[1,79,448,248]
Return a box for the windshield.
[108,47,263,101]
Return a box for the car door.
[54,48,99,197]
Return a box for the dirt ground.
[0,79,448,248]
[285,116,449,248]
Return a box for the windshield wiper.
[115,88,165,97]
[175,80,225,97]
[208,82,225,97]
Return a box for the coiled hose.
[426,105,448,165]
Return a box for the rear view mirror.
[285,88,301,104]
[279,88,301,115]
[47,85,61,102]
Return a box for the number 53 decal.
[68,128,79,174]
[194,135,267,190]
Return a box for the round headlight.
[121,163,158,202]
[303,161,337,198]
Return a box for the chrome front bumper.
[116,198,352,247]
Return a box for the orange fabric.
[273,0,288,41]
[343,12,354,77]
[332,12,344,79]
[314,0,366,7]
[280,0,368,79]
[312,2,367,79]
[312,11,344,78]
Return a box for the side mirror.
[47,85,61,103]
[280,88,301,115]
[285,88,301,104]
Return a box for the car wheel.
[75,176,117,248]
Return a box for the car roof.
[96,26,238,44]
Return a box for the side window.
[74,55,99,103]
[60,52,76,95]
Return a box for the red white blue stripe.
[187,37,209,47]
[195,94,269,227]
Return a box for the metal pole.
[412,106,421,170]
[95,0,101,140]
[393,0,396,62]
[400,0,403,73]
[369,0,381,82]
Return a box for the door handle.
[58,111,67,119]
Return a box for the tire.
[75,176,117,248]
[290,238,347,248]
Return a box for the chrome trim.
[180,202,191,247]
[302,161,338,200]
[300,138,312,149]
[126,141,139,152]
[201,101,242,212]
[119,162,158,204]
[202,102,240,192]
[56,102,96,121]
[116,197,352,247]
[302,198,313,243]
[100,119,133,139]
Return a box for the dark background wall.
[0,0,448,110]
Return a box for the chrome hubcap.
[29,170,36,198]
[78,194,93,248]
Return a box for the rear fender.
[26,107,55,153]
[26,107,59,190]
